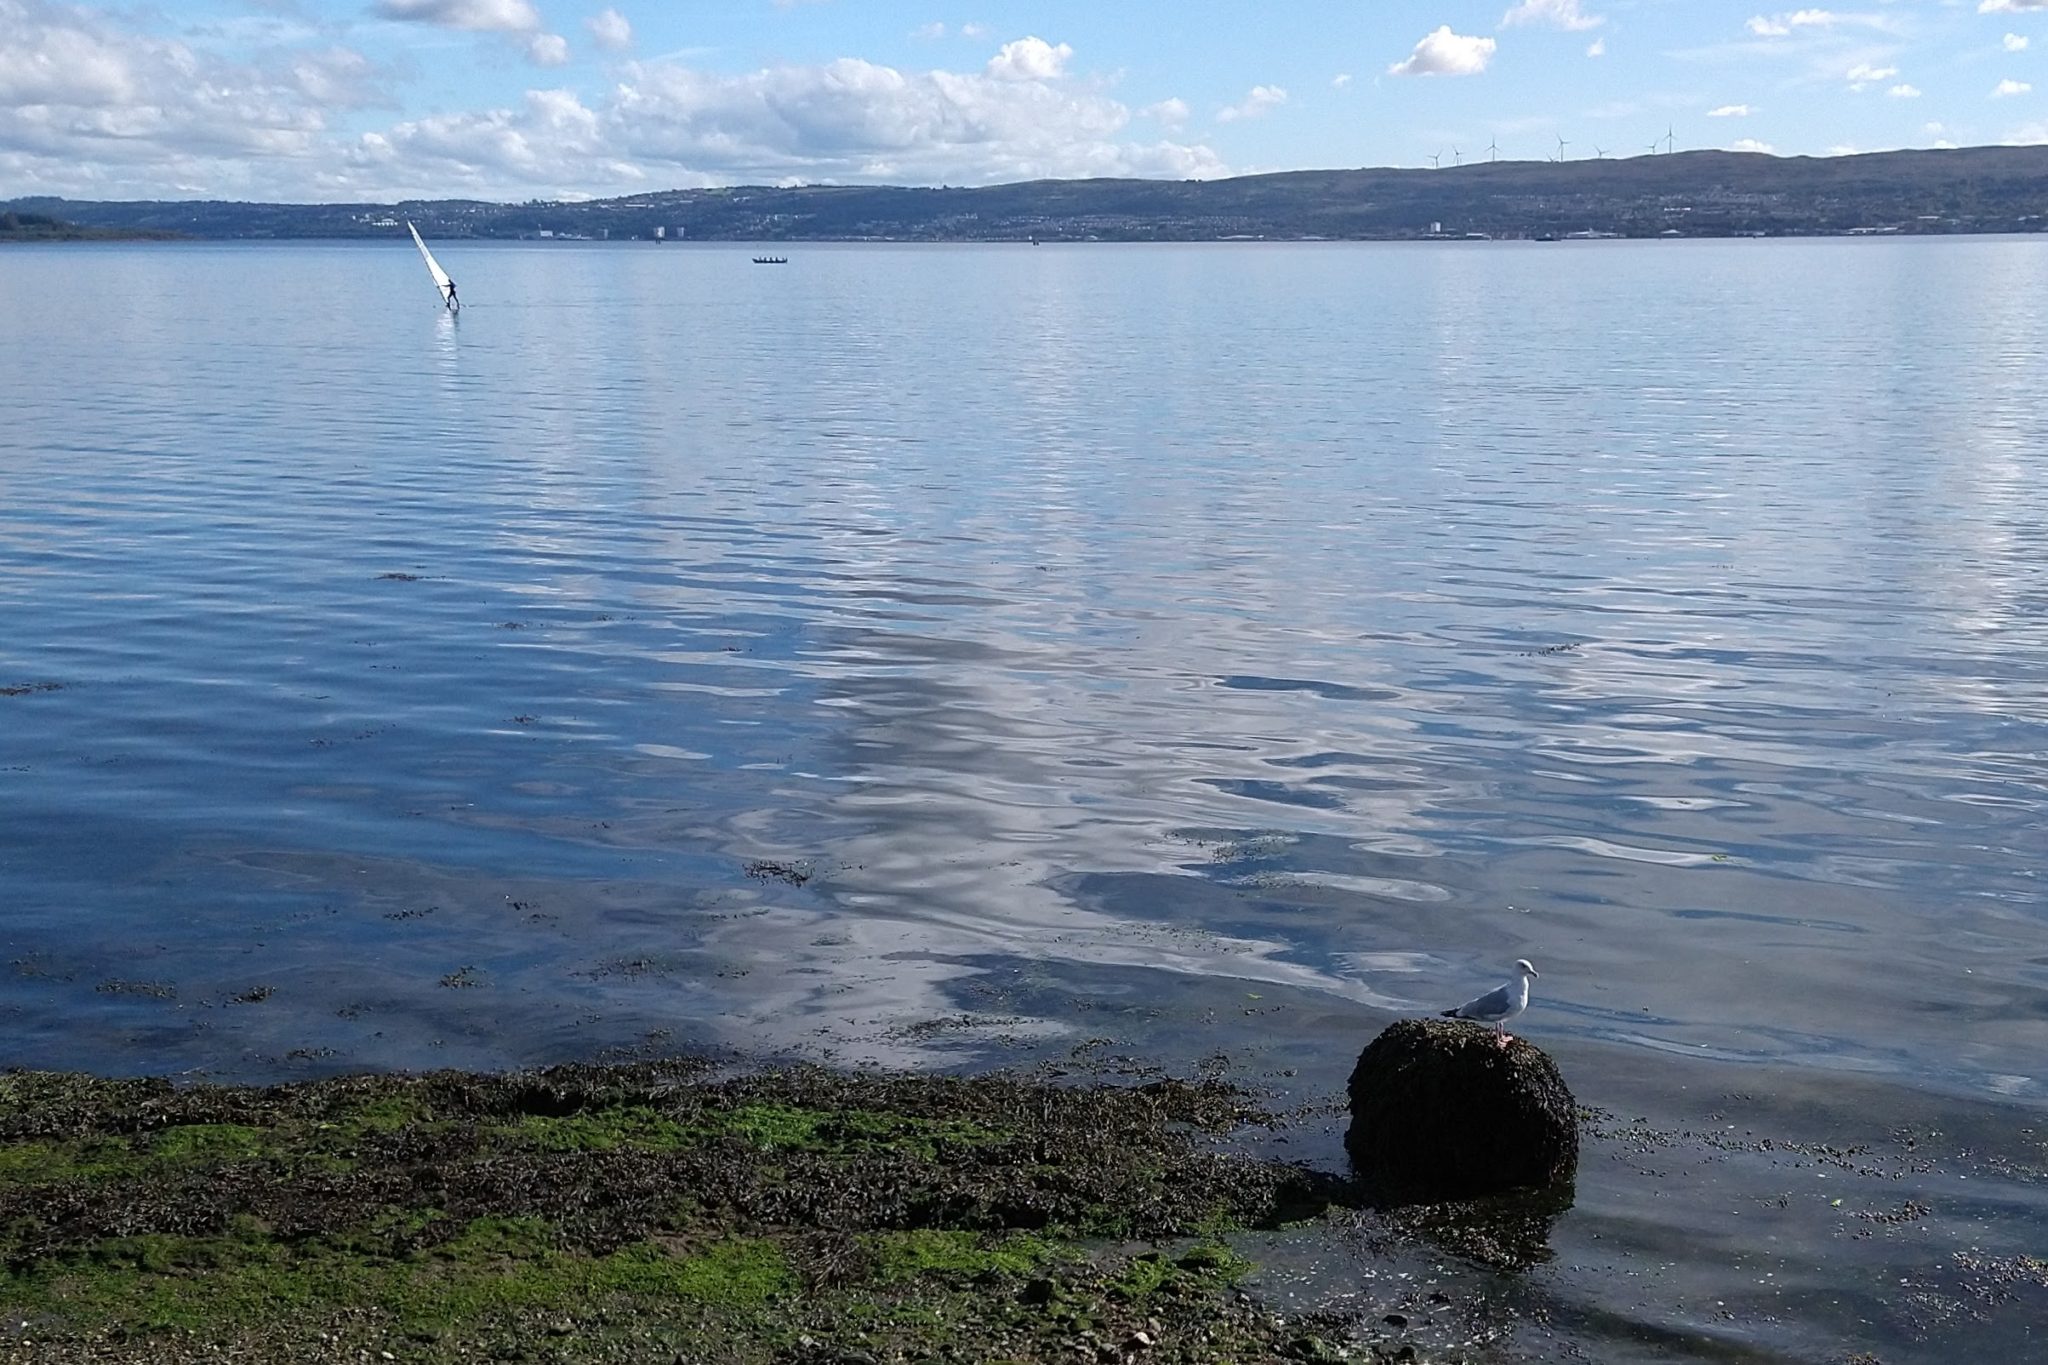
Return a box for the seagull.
[1441,959,1538,1046]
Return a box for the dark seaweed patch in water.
[744,858,813,887]
[0,681,64,697]
[93,980,175,1000]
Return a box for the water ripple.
[0,239,2043,1123]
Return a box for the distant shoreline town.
[9,145,2048,245]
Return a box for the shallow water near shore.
[3,237,2046,1360]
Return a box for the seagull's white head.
[1514,959,1538,978]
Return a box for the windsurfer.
[444,280,458,309]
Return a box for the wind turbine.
[1452,146,1463,167]
[1487,138,1500,163]
[1665,124,1676,154]
[1428,150,1442,169]
[1593,145,1609,159]
[1556,134,1570,162]
[1647,138,1661,155]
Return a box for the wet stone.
[1344,1017,1578,1201]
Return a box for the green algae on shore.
[0,1063,1390,1363]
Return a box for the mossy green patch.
[861,1229,1063,1284]
[151,1123,270,1163]
[0,1135,142,1186]
[0,1122,341,1188]
[1173,1239,1255,1279]
[1107,1242,1253,1301]
[339,1092,430,1134]
[723,1100,827,1150]
[723,1102,1007,1157]
[10,1224,793,1339]
[588,1238,794,1306]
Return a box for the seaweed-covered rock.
[1345,1017,1577,1201]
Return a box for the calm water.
[2,238,2046,1360]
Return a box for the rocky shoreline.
[0,1061,1427,1364]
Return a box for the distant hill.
[0,210,179,242]
[9,146,2048,243]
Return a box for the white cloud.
[1845,61,1899,89]
[1993,77,2033,96]
[1141,97,1190,128]
[1731,137,1774,153]
[0,0,338,177]
[986,36,1072,81]
[912,22,947,41]
[373,0,541,34]
[1217,85,1287,122]
[1981,1,2048,13]
[0,7,1229,202]
[368,86,604,185]
[526,33,568,67]
[960,23,988,39]
[1501,0,1604,30]
[1744,9,1855,37]
[1708,103,1755,116]
[1887,83,1921,98]
[291,48,386,110]
[588,8,633,53]
[2006,34,2032,52]
[601,56,1226,189]
[1332,72,1353,88]
[1586,38,1606,57]
[1389,26,1497,77]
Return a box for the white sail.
[406,220,457,309]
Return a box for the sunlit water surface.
[3,238,2045,1361]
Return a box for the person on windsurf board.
[407,220,461,312]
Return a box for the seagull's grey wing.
[1448,981,1514,1021]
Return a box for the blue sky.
[4,0,2046,202]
